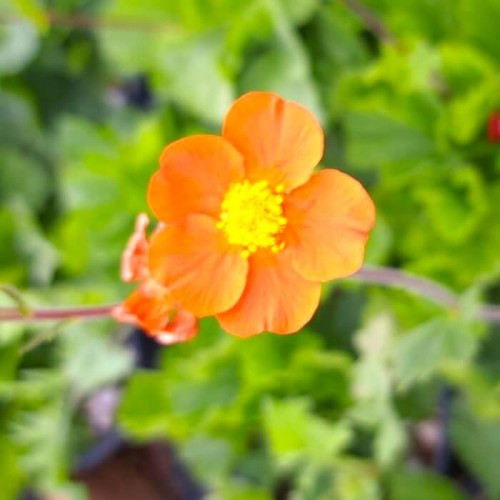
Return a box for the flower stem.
[353,266,500,322]
[0,304,116,322]
[0,266,499,324]
[355,266,458,308]
[339,0,397,44]
[0,11,179,33]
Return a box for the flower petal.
[216,251,321,337]
[148,135,244,223]
[223,92,324,190]
[283,169,376,282]
[149,215,248,316]
[111,281,198,344]
[155,309,198,345]
[112,280,175,333]
[120,213,151,283]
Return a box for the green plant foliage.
[0,22,39,75]
[451,404,500,499]
[262,398,352,464]
[1,0,500,498]
[394,316,480,389]
[155,31,235,124]
[389,469,465,500]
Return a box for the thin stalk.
[0,304,115,322]
[0,267,499,323]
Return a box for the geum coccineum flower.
[112,213,198,344]
[147,91,375,337]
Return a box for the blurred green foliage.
[1,0,500,498]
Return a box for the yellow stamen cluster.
[216,180,287,258]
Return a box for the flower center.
[217,180,287,258]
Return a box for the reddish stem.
[0,11,178,33]
[0,304,116,322]
[0,267,499,324]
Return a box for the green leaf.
[345,112,434,169]
[222,2,273,77]
[389,469,466,500]
[118,370,172,439]
[0,90,51,166]
[292,462,336,500]
[13,398,71,489]
[120,336,243,442]
[0,437,23,500]
[413,165,487,244]
[449,85,498,144]
[364,214,393,264]
[443,365,500,420]
[181,434,233,483]
[236,331,350,406]
[0,369,64,403]
[351,313,395,426]
[394,318,479,389]
[168,356,240,415]
[0,326,22,381]
[444,80,498,144]
[0,210,24,283]
[277,0,320,25]
[9,201,59,286]
[384,0,458,41]
[458,0,500,59]
[351,313,406,467]
[374,408,405,468]
[332,459,381,500]
[239,1,324,122]
[0,21,38,75]
[239,43,323,122]
[156,31,235,124]
[62,324,133,396]
[451,404,500,499]
[214,483,273,500]
[0,148,51,213]
[440,43,496,96]
[263,398,311,458]
[305,3,368,104]
[337,42,441,103]
[263,398,351,465]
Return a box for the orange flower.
[148,92,375,337]
[112,213,198,344]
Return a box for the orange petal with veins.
[283,169,375,282]
[149,215,248,317]
[223,92,324,190]
[216,250,321,337]
[148,135,244,223]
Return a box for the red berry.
[488,112,500,142]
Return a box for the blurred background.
[1,0,500,498]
